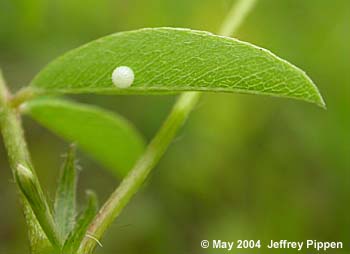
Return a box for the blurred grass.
[0,0,349,253]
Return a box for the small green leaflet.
[23,98,145,177]
[15,164,62,248]
[54,145,77,240]
[28,28,324,107]
[62,190,98,254]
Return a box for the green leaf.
[28,27,324,107]
[15,164,62,249]
[23,98,145,176]
[54,145,77,240]
[62,190,98,254]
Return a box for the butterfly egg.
[112,66,135,89]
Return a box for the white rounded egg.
[112,66,134,89]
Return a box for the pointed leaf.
[54,145,77,239]
[63,190,98,254]
[28,28,324,107]
[23,98,145,176]
[15,164,62,248]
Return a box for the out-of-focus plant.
[0,0,324,253]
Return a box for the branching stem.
[0,71,52,253]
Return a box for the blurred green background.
[0,0,349,253]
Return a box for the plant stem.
[10,87,36,108]
[79,92,200,253]
[79,0,258,252]
[219,0,258,37]
[0,70,52,253]
[0,71,31,170]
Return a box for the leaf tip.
[85,190,99,209]
[307,79,327,109]
[15,164,35,191]
[317,95,327,109]
[296,67,326,109]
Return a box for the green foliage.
[15,164,62,248]
[15,146,100,253]
[28,28,324,107]
[23,98,145,176]
[63,191,98,254]
[2,0,348,253]
[54,145,77,240]
[11,25,325,253]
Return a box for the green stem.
[79,92,200,253]
[0,71,31,170]
[10,87,36,108]
[219,0,258,37]
[79,0,258,252]
[0,70,53,253]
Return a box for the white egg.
[112,66,135,89]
